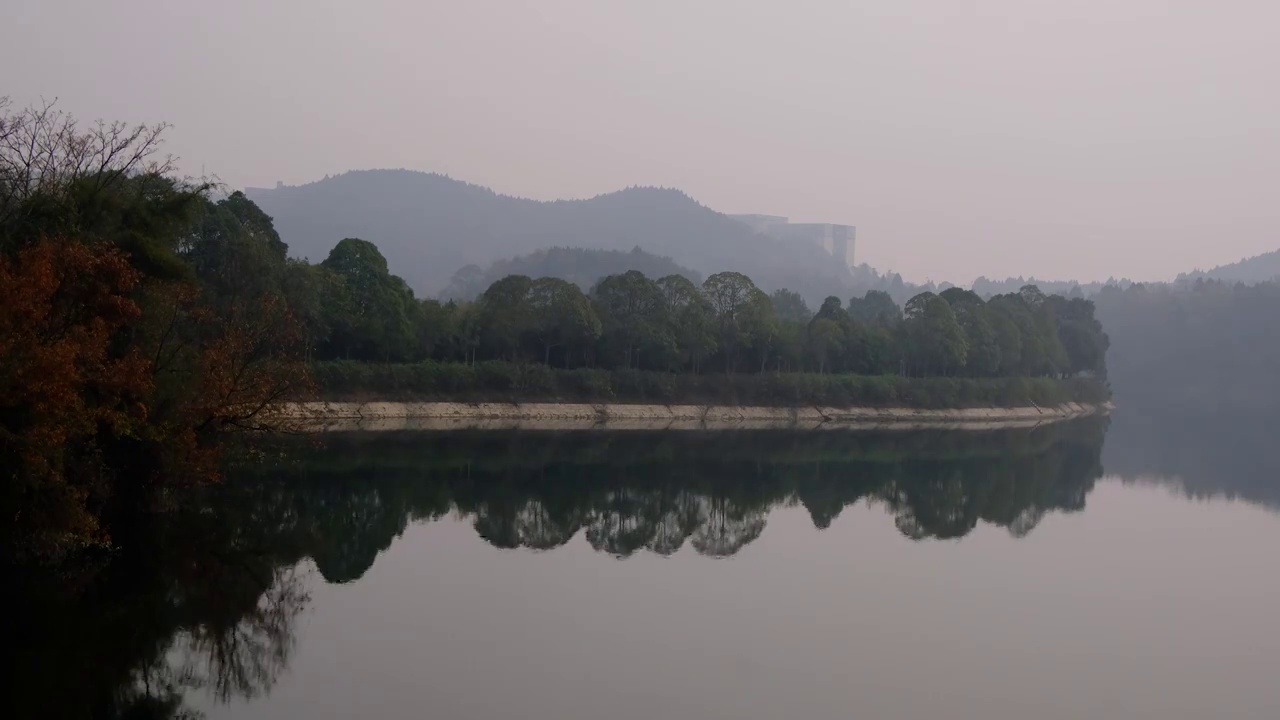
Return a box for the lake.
[11,414,1280,719]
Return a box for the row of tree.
[285,235,1108,378]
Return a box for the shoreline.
[277,400,1112,432]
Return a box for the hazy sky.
[4,0,1277,283]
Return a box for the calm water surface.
[12,414,1280,719]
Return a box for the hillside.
[971,276,1131,298]
[439,246,700,300]
[246,170,854,301]
[1177,249,1280,284]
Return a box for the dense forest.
[965,270,1280,416]
[1094,280,1280,413]
[971,276,1134,299]
[247,170,857,303]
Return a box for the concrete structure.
[243,181,286,195]
[729,214,856,268]
[729,214,790,236]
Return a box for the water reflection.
[6,419,1107,718]
[8,498,310,719]
[14,414,1280,719]
[238,419,1108,574]
[1105,408,1280,509]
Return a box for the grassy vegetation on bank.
[311,360,1109,409]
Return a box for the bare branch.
[0,98,175,231]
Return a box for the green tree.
[859,325,898,375]
[848,290,902,328]
[814,296,846,323]
[703,271,760,372]
[987,286,1067,376]
[183,192,289,304]
[770,288,813,323]
[657,274,718,373]
[742,288,780,372]
[418,298,453,360]
[808,317,844,374]
[987,309,1023,376]
[320,238,420,361]
[528,277,601,366]
[281,259,340,361]
[476,274,534,360]
[940,288,1001,376]
[773,320,806,373]
[1047,295,1109,377]
[902,292,968,376]
[448,300,483,365]
[591,270,672,369]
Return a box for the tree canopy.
[319,256,1107,382]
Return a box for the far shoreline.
[276,400,1112,433]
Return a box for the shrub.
[561,369,613,400]
[309,361,1109,409]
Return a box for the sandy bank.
[275,401,1111,432]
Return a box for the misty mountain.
[971,247,1280,299]
[246,170,854,302]
[1177,249,1280,284]
[438,246,701,300]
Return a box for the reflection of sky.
[201,480,1280,720]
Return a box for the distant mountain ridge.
[1177,249,1280,284]
[246,169,854,302]
[972,247,1279,297]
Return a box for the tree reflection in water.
[7,496,312,719]
[5,419,1107,717]
[238,417,1108,572]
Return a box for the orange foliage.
[190,294,309,433]
[2,238,312,557]
[143,289,312,488]
[0,239,153,548]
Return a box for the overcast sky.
[4,0,1277,283]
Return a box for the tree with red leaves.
[0,239,151,553]
[1,99,311,560]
